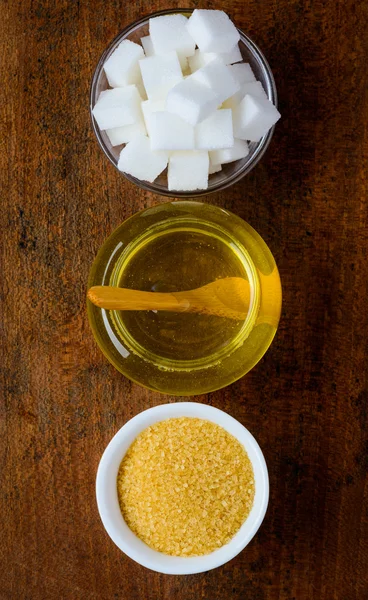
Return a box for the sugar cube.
[141,99,166,137]
[106,121,147,146]
[118,136,168,182]
[141,35,155,57]
[92,86,142,130]
[187,9,240,53]
[209,138,249,164]
[139,52,183,101]
[241,81,267,99]
[188,50,208,73]
[103,40,144,87]
[189,46,242,73]
[150,14,196,65]
[233,94,280,141]
[192,60,240,104]
[223,80,266,110]
[215,44,242,65]
[135,76,148,101]
[195,109,233,150]
[168,151,209,191]
[166,77,219,126]
[228,63,256,85]
[149,112,195,150]
[209,162,222,174]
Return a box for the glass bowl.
[87,201,282,395]
[90,9,278,198]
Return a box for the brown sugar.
[117,417,255,556]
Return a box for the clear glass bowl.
[87,201,282,395]
[90,9,278,198]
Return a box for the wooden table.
[1,1,367,598]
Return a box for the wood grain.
[1,0,367,598]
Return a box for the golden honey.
[87,202,281,394]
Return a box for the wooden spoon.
[87,277,250,321]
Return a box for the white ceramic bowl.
[96,403,269,574]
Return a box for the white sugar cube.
[136,78,148,101]
[209,162,222,174]
[242,81,267,99]
[149,112,195,150]
[195,109,233,150]
[139,52,183,101]
[215,44,242,65]
[168,151,209,191]
[92,86,142,130]
[233,94,280,141]
[118,136,168,182]
[141,35,154,57]
[105,121,147,146]
[192,60,240,104]
[188,49,208,73]
[166,77,219,126]
[187,9,240,53]
[228,63,256,85]
[150,14,196,65]
[189,45,242,73]
[223,80,266,110]
[103,40,144,87]
[210,138,249,164]
[141,99,166,137]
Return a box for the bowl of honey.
[87,201,282,395]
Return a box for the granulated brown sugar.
[117,417,255,556]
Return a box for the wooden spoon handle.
[87,286,190,312]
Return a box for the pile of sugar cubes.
[92,9,281,192]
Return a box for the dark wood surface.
[1,0,368,598]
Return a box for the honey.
[87,202,282,394]
[112,226,249,361]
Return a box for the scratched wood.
[0,0,367,598]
